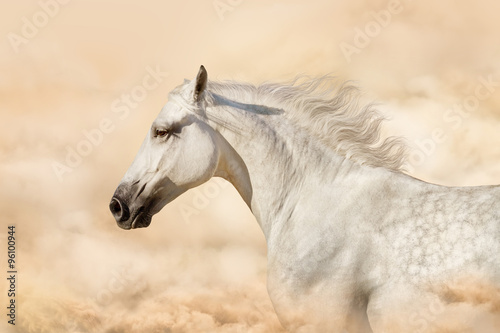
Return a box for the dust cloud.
[0,0,499,332]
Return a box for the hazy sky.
[1,1,500,332]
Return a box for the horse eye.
[155,129,170,137]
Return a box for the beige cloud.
[1,0,499,332]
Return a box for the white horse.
[110,66,500,332]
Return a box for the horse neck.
[206,96,390,239]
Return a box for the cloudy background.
[1,0,499,332]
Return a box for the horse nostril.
[109,197,130,222]
[110,198,121,214]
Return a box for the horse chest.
[265,223,370,305]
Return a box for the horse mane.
[202,77,407,171]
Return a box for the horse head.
[109,66,221,229]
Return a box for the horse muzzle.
[110,184,152,230]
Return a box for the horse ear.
[193,65,208,102]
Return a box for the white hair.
[171,76,407,171]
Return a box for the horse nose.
[109,197,130,222]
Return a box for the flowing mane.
[201,77,407,171]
